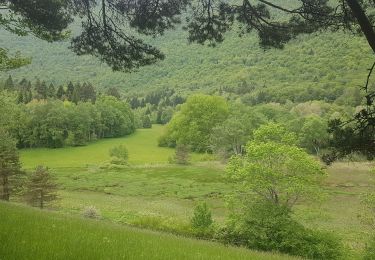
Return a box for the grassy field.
[20,125,210,168]
[0,202,295,260]
[16,125,375,258]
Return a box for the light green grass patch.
[20,125,210,168]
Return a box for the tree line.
[0,80,135,148]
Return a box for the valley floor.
[15,125,375,258]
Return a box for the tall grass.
[0,202,294,260]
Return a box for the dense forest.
[0,25,372,102]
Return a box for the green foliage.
[210,103,266,157]
[109,145,129,165]
[219,201,343,259]
[191,202,213,232]
[253,122,298,145]
[7,95,135,148]
[299,115,329,155]
[162,94,229,152]
[227,124,325,208]
[142,115,152,128]
[0,48,31,71]
[24,166,57,209]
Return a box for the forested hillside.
[0,23,372,101]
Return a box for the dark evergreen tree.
[66,81,74,101]
[80,83,96,102]
[24,166,58,209]
[47,83,56,98]
[0,129,21,201]
[56,85,65,100]
[4,75,14,90]
[71,84,81,104]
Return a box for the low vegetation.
[0,202,292,260]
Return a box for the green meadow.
[21,125,173,167]
[15,125,375,258]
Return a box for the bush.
[109,145,129,165]
[173,144,190,165]
[142,115,152,128]
[191,202,214,237]
[218,201,343,259]
[82,206,101,219]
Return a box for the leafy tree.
[109,145,129,165]
[163,94,228,152]
[96,96,135,138]
[24,166,58,209]
[210,104,265,157]
[0,48,31,71]
[253,122,298,146]
[299,116,329,155]
[227,124,325,208]
[0,129,21,201]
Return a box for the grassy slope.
[20,125,208,168]
[0,202,294,260]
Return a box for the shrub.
[82,206,101,219]
[174,144,190,165]
[191,202,214,237]
[109,145,128,165]
[218,201,343,259]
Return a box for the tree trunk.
[1,176,10,201]
[40,190,43,209]
[346,0,375,53]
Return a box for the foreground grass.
[20,125,210,168]
[0,202,293,260]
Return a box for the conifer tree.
[4,75,14,90]
[47,83,56,98]
[66,81,74,101]
[56,85,65,100]
[24,166,58,209]
[0,129,21,201]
